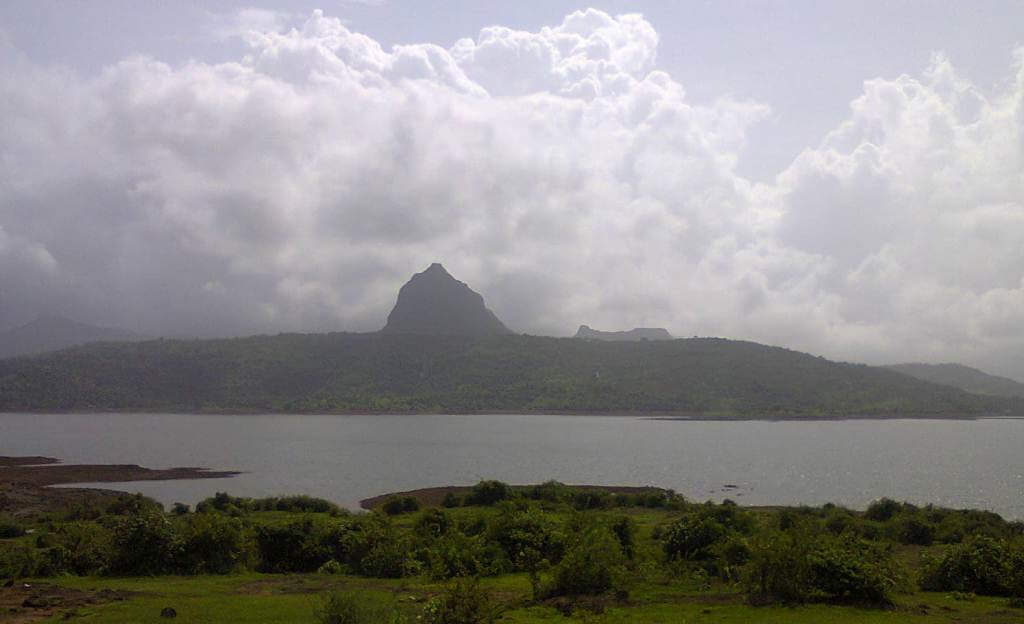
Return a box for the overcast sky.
[1,1,1023,379]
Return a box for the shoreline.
[2,408,1017,420]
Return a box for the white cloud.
[1,9,1023,379]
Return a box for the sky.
[1,1,1023,379]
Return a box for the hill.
[575,325,673,341]
[0,332,1018,416]
[0,315,140,359]
[380,263,512,336]
[886,362,1024,398]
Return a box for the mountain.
[886,363,1024,398]
[0,315,140,359]
[380,263,512,336]
[0,332,1018,417]
[575,325,673,341]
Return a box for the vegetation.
[2,332,1020,416]
[4,480,1024,622]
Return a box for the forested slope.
[0,333,1018,416]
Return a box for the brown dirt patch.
[0,582,132,623]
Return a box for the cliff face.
[575,325,673,342]
[381,263,512,336]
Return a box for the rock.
[381,263,512,336]
[160,606,177,618]
[574,325,673,341]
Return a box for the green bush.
[486,505,566,569]
[441,492,461,508]
[415,509,453,538]
[420,578,496,624]
[0,516,25,539]
[180,513,253,574]
[0,541,41,578]
[920,536,1024,596]
[864,498,902,522]
[314,591,406,624]
[466,481,512,506]
[107,510,182,575]
[255,519,334,573]
[663,514,726,561]
[744,532,901,606]
[549,526,627,597]
[382,497,420,516]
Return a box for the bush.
[421,578,496,624]
[744,532,900,606]
[382,497,420,516]
[466,481,512,506]
[864,498,902,522]
[255,519,335,573]
[180,513,253,574]
[920,536,1024,596]
[664,514,726,561]
[486,506,566,569]
[549,526,627,597]
[441,492,461,508]
[0,516,25,539]
[171,502,191,515]
[896,514,935,546]
[0,541,41,578]
[107,510,182,575]
[415,509,452,538]
[314,591,406,624]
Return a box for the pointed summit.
[381,263,512,336]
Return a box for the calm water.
[2,413,1023,518]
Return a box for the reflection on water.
[3,412,1023,518]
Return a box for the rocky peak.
[381,263,512,336]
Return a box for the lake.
[2,413,1023,518]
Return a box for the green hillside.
[886,363,1024,398]
[0,333,1018,416]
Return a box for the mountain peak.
[380,264,512,336]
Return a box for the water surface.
[2,413,1022,518]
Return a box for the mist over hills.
[1,265,1020,417]
[886,363,1024,398]
[0,315,141,359]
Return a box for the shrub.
[920,536,1024,596]
[865,498,902,522]
[196,492,250,515]
[47,522,113,575]
[180,513,253,574]
[255,519,334,573]
[171,502,191,515]
[0,541,41,578]
[744,531,812,604]
[107,510,182,575]
[318,559,343,574]
[486,506,566,569]
[466,481,512,506]
[744,532,901,606]
[549,526,627,597]
[314,591,406,624]
[664,514,726,561]
[415,509,452,538]
[896,514,935,546]
[0,516,25,539]
[382,497,420,516]
[441,492,461,508]
[421,578,496,624]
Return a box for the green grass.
[31,571,1024,623]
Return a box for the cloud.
[0,9,1022,379]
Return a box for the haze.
[1,1,1022,380]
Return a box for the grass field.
[16,571,1022,623]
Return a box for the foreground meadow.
[3,482,1024,623]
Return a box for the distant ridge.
[886,363,1024,398]
[575,325,673,341]
[380,263,512,336]
[0,315,140,359]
